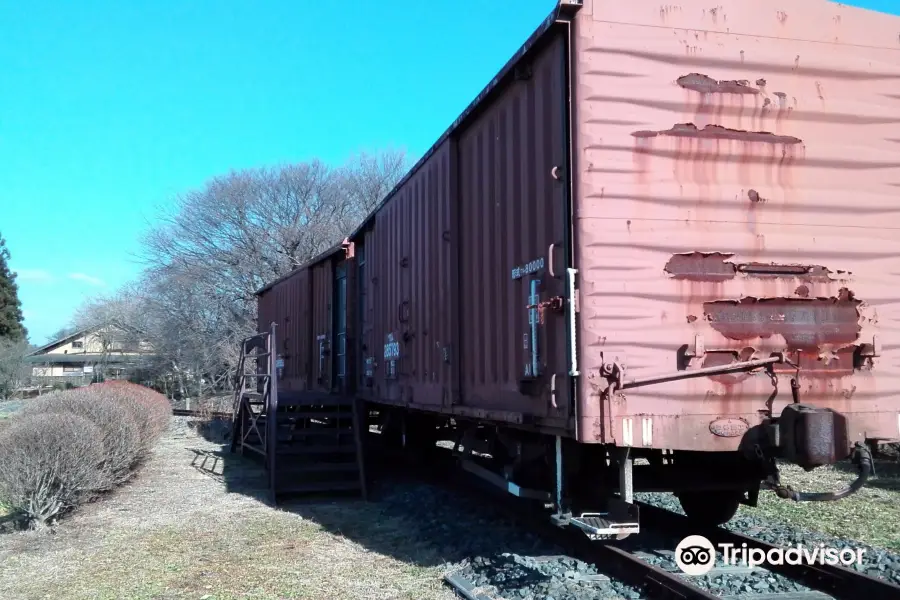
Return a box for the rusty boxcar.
[257,0,900,534]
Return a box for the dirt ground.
[0,418,457,600]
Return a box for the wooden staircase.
[230,323,367,503]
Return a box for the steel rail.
[171,408,232,419]
[636,501,900,600]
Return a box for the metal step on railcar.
[454,426,641,540]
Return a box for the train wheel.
[677,490,742,526]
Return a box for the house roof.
[28,323,150,357]
[27,329,91,357]
[25,353,149,365]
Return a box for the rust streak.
[703,295,863,349]
[631,123,802,144]
[677,73,760,94]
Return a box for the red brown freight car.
[257,0,900,534]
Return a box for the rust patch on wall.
[677,73,759,94]
[631,123,802,144]
[747,189,766,203]
[665,252,837,283]
[665,252,737,281]
[703,295,863,349]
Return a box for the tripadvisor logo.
[675,535,717,576]
[675,535,866,576]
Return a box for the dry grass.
[737,457,900,551]
[0,419,457,600]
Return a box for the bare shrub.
[0,413,107,527]
[89,381,171,455]
[21,391,142,488]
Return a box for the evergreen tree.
[0,233,27,343]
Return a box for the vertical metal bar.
[555,434,563,513]
[268,322,279,504]
[566,268,579,376]
[529,279,540,377]
[619,447,633,504]
[353,398,368,501]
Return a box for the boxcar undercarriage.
[371,400,876,540]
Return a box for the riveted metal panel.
[571,0,900,449]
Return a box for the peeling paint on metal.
[631,123,802,145]
[676,73,759,94]
[747,189,766,203]
[703,296,863,349]
[574,0,900,450]
[664,252,839,283]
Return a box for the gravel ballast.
[636,490,900,587]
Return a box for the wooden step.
[277,462,360,475]
[277,428,355,437]
[276,409,354,419]
[276,479,361,494]
[275,419,353,430]
[275,444,357,456]
[277,392,355,408]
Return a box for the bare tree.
[74,148,409,399]
[46,326,79,344]
[0,340,31,399]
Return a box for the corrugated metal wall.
[456,33,571,420]
[356,229,376,397]
[310,260,334,392]
[257,268,311,391]
[258,33,573,431]
[370,140,453,407]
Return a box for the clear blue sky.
[2,0,897,345]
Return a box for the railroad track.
[422,451,900,600]
[440,475,721,600]
[636,501,900,600]
[443,488,900,599]
[171,408,232,419]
